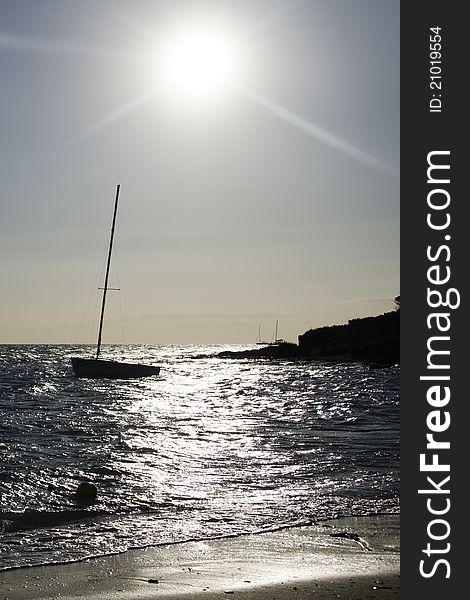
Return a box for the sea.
[0,344,399,571]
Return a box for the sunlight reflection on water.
[0,344,399,569]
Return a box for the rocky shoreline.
[215,311,399,365]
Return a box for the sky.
[0,0,399,345]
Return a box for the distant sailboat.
[256,324,268,345]
[71,185,160,379]
[269,319,285,345]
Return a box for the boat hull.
[71,357,160,379]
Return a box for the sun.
[160,27,237,100]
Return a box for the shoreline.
[0,510,399,571]
[1,514,399,599]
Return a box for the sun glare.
[160,28,237,100]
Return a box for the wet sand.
[1,515,399,599]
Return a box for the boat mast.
[96,184,120,360]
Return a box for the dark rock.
[214,311,399,365]
[298,311,399,365]
[216,342,299,360]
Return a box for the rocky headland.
[215,311,399,365]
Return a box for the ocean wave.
[0,345,399,570]
[0,509,106,533]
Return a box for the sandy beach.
[1,515,399,600]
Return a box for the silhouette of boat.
[256,324,268,345]
[71,185,160,379]
[268,319,285,345]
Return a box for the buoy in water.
[75,482,98,500]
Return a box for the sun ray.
[233,83,397,176]
[65,88,161,147]
[0,31,137,59]
[5,1,395,178]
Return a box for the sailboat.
[71,185,160,379]
[256,324,268,345]
[268,319,285,345]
